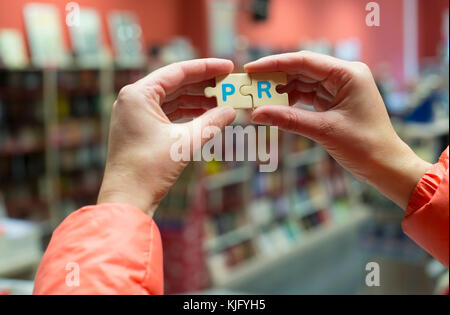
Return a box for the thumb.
[188,106,236,150]
[251,106,331,143]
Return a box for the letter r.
[257,81,272,99]
[222,84,235,102]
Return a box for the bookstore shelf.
[204,166,253,191]
[395,118,449,140]
[0,279,34,295]
[0,66,141,227]
[211,207,371,289]
[205,193,329,253]
[0,249,41,277]
[284,145,327,168]
[0,218,42,277]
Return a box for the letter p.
[222,84,235,102]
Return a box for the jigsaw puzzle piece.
[204,73,253,109]
[240,72,289,107]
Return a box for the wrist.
[98,165,157,216]
[366,138,431,209]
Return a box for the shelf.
[0,65,118,223]
[6,198,48,215]
[203,166,252,190]
[0,279,34,295]
[0,218,42,277]
[0,249,42,277]
[52,138,103,150]
[0,145,44,157]
[288,196,327,219]
[395,118,449,140]
[206,225,255,252]
[284,146,326,167]
[61,184,101,200]
[211,207,371,289]
[205,195,331,253]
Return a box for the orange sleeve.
[402,147,449,268]
[33,203,163,295]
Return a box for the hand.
[246,51,430,209]
[98,59,236,215]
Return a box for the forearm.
[365,137,431,210]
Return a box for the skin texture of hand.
[245,51,431,209]
[97,59,236,216]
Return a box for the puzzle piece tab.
[240,72,289,107]
[204,73,253,109]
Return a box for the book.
[23,3,69,68]
[108,11,145,68]
[0,29,28,69]
[69,8,105,68]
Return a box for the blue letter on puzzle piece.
[257,81,272,99]
[222,84,236,102]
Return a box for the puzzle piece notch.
[204,73,253,109]
[240,72,289,107]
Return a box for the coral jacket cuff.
[403,147,449,268]
[33,203,163,295]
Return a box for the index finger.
[244,51,353,97]
[244,50,349,82]
[137,58,234,100]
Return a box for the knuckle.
[118,84,134,96]
[117,84,136,103]
[295,50,309,64]
[297,50,311,58]
[351,61,372,79]
[284,109,301,131]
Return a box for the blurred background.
[0,0,448,295]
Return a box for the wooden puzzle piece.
[204,73,253,109]
[240,72,289,107]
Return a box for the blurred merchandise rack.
[155,126,371,294]
[0,66,148,279]
[0,218,41,278]
[0,66,149,224]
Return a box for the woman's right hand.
[246,51,430,209]
[98,58,236,215]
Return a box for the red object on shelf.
[158,186,210,294]
[0,289,11,295]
